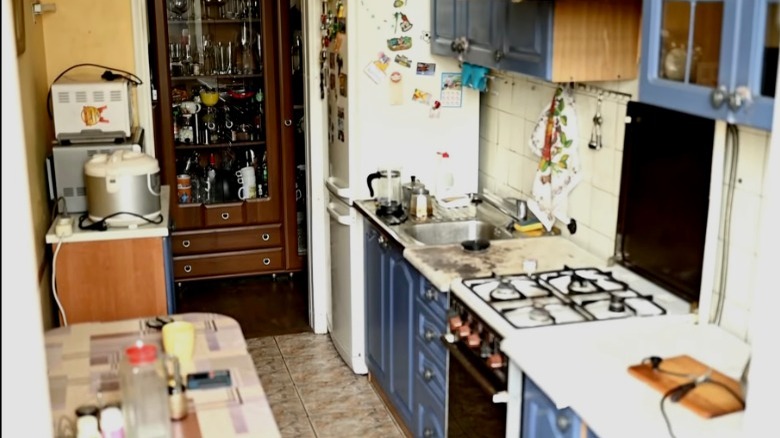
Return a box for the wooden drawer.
[172,224,283,255]
[203,203,245,227]
[173,248,284,280]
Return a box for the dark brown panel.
[204,203,245,227]
[172,224,283,255]
[173,248,284,280]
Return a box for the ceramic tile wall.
[477,71,771,342]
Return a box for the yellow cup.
[162,321,195,362]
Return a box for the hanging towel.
[461,63,489,93]
[527,86,581,232]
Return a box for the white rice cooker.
[84,150,161,226]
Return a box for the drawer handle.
[423,428,434,438]
[182,240,191,248]
[425,288,437,301]
[263,257,271,266]
[221,212,230,220]
[424,329,436,342]
[423,368,434,382]
[262,233,270,241]
[183,264,192,273]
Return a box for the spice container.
[409,185,433,220]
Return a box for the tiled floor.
[247,332,405,438]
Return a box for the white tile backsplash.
[478,70,773,343]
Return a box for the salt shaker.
[119,342,172,438]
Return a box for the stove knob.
[487,352,505,369]
[458,324,471,338]
[449,315,463,331]
[467,333,481,348]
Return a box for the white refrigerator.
[323,0,480,374]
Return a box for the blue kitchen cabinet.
[522,376,598,438]
[639,0,777,131]
[431,0,504,68]
[364,219,388,385]
[431,0,642,82]
[388,245,417,426]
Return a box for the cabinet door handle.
[423,368,434,382]
[263,257,271,266]
[494,50,504,63]
[711,85,728,108]
[556,414,571,432]
[284,119,292,127]
[377,235,388,249]
[424,329,436,341]
[425,288,438,301]
[261,233,270,241]
[183,264,192,273]
[729,86,751,111]
[221,212,230,220]
[423,427,434,438]
[182,240,191,248]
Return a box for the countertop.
[45,185,170,244]
[500,318,750,438]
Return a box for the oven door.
[442,335,508,437]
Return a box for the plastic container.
[76,415,101,438]
[435,151,454,199]
[119,342,172,438]
[99,407,125,438]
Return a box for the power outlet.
[55,216,74,237]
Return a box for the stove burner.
[489,278,521,301]
[608,295,626,313]
[528,303,552,322]
[567,271,598,294]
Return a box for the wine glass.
[168,0,190,20]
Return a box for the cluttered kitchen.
[2,0,778,437]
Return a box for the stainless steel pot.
[402,176,427,210]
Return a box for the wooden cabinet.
[364,219,447,436]
[149,0,302,282]
[51,237,170,324]
[639,0,777,131]
[432,0,642,82]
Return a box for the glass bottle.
[119,342,172,438]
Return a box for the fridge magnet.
[329,73,336,91]
[416,62,436,76]
[339,73,348,97]
[394,54,412,68]
[394,12,413,32]
[393,0,405,7]
[412,88,433,105]
[389,72,404,106]
[420,30,431,44]
[440,72,463,108]
[329,52,335,68]
[333,32,346,52]
[429,100,442,118]
[387,36,412,51]
[364,52,391,84]
[337,55,344,75]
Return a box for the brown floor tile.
[275,332,339,358]
[308,406,405,438]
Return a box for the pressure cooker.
[84,150,162,226]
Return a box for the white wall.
[1,0,53,435]
[478,71,772,342]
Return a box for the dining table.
[45,312,281,437]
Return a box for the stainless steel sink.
[401,220,513,246]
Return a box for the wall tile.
[727,189,762,253]
[734,127,768,195]
[480,106,499,144]
[523,120,539,159]
[478,138,493,175]
[719,301,751,341]
[497,112,513,151]
[506,150,525,192]
[494,76,514,112]
[589,231,615,261]
[722,248,757,309]
[520,156,538,197]
[568,184,592,230]
[590,188,619,238]
[507,114,526,154]
[590,147,616,194]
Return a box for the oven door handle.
[440,334,508,404]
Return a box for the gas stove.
[461,266,668,329]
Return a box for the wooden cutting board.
[627,355,745,418]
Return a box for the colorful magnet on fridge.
[412,89,432,105]
[429,100,442,118]
[416,62,436,76]
[399,13,413,32]
[389,72,403,106]
[394,54,412,68]
[420,30,431,43]
[387,36,412,51]
[393,0,405,7]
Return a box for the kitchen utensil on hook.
[588,92,603,150]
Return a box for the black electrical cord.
[46,63,144,120]
[78,211,164,231]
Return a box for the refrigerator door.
[327,193,367,374]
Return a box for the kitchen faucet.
[471,192,536,231]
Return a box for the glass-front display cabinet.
[639,0,777,131]
[150,0,303,281]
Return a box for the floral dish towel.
[527,85,581,232]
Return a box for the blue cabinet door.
[364,221,387,385]
[639,0,775,131]
[499,0,554,80]
[522,377,595,438]
[431,0,503,68]
[388,246,417,427]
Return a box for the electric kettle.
[366,168,403,217]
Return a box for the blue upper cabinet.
[639,0,778,131]
[432,0,643,82]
